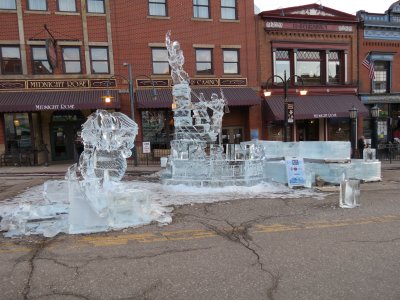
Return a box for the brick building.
[0,0,261,165]
[357,1,400,144]
[257,4,368,146]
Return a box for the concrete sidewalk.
[0,163,163,174]
[0,160,399,175]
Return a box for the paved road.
[0,165,400,300]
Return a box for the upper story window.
[223,49,239,74]
[221,0,237,20]
[58,0,76,12]
[0,46,22,75]
[274,49,346,86]
[297,51,321,85]
[151,48,169,74]
[373,61,389,94]
[328,51,341,84]
[0,0,16,9]
[28,0,47,11]
[87,0,104,13]
[195,48,213,75]
[275,50,290,83]
[62,47,81,73]
[32,46,52,74]
[193,0,209,19]
[90,47,109,74]
[149,0,167,16]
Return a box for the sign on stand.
[285,157,306,188]
[142,142,151,154]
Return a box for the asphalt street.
[0,163,399,300]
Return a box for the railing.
[376,143,400,163]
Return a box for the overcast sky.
[254,0,398,15]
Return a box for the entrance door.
[50,111,85,161]
[297,120,319,141]
[222,127,244,144]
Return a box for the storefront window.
[4,113,31,150]
[327,118,350,141]
[141,110,173,148]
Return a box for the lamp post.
[262,70,307,142]
[349,105,358,158]
[102,63,157,166]
[370,105,379,149]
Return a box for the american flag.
[362,53,375,80]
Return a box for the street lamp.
[261,70,307,142]
[102,63,157,166]
[349,105,358,158]
[370,105,379,149]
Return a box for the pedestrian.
[357,135,365,158]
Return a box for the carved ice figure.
[79,110,138,183]
[166,30,190,84]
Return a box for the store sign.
[190,78,219,86]
[0,79,116,90]
[313,113,337,118]
[265,21,353,32]
[35,104,75,110]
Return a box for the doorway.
[50,111,85,161]
[296,120,319,141]
[222,127,244,144]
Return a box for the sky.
[254,0,398,15]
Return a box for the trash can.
[160,157,168,168]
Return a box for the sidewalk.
[0,160,398,175]
[0,163,162,175]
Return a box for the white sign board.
[142,142,151,154]
[285,157,306,187]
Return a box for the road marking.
[1,215,400,252]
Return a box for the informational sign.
[286,102,294,124]
[142,142,151,154]
[285,157,306,187]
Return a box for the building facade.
[0,0,261,165]
[257,4,368,145]
[357,1,400,143]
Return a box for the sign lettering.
[35,104,75,110]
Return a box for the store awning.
[0,90,120,112]
[136,87,261,108]
[264,95,369,120]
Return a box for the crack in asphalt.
[346,237,400,243]
[194,216,280,300]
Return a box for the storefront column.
[344,50,348,84]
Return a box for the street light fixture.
[370,105,379,149]
[349,105,358,158]
[261,70,307,142]
[102,63,157,166]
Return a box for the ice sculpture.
[163,31,265,186]
[0,110,171,237]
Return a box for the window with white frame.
[328,51,341,84]
[223,49,239,74]
[90,47,109,74]
[274,50,290,83]
[0,46,22,75]
[221,0,236,20]
[32,46,52,74]
[0,0,16,9]
[87,0,104,13]
[58,0,76,12]
[28,0,47,10]
[195,48,213,75]
[373,61,389,94]
[297,50,321,85]
[149,0,167,16]
[152,48,169,74]
[193,0,209,19]
[62,47,81,73]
